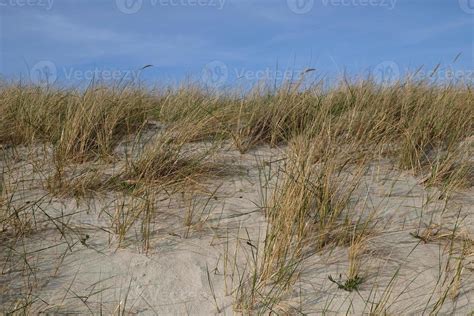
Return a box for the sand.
[0,142,473,315]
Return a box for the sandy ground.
[0,141,473,315]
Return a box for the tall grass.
[124,120,224,187]
[0,74,472,314]
[1,79,472,177]
[153,79,473,191]
[0,83,154,162]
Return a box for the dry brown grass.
[0,76,472,314]
[1,79,472,181]
[123,121,225,188]
[0,83,154,162]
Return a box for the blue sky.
[0,0,473,87]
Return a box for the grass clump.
[0,83,154,162]
[231,87,317,153]
[328,274,364,292]
[0,84,68,145]
[262,135,365,273]
[124,122,224,187]
[235,133,371,312]
[53,86,153,162]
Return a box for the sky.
[0,0,473,88]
